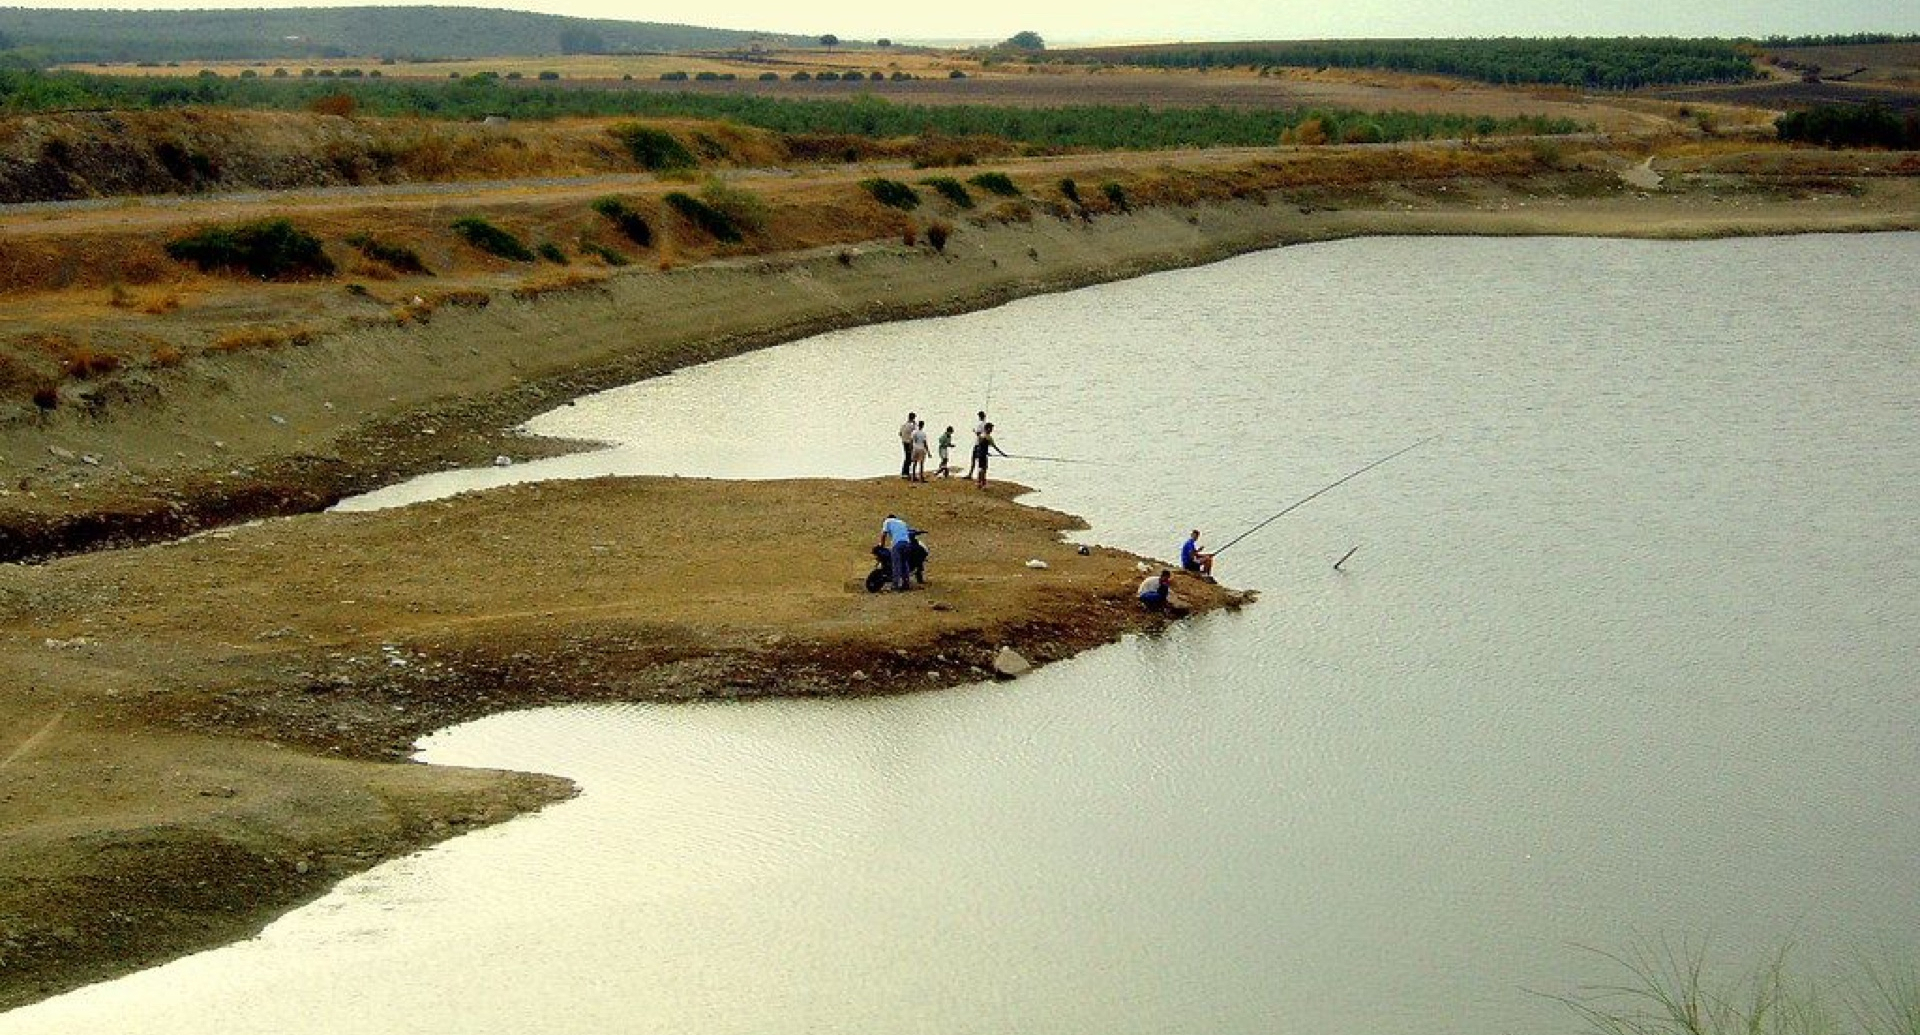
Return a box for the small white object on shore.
[993,647,1032,679]
[1025,559,1049,570]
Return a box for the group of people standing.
[898,410,1006,488]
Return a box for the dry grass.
[208,325,314,354]
[509,269,610,300]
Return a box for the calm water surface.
[11,234,1918,1034]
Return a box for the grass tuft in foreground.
[1550,939,1920,1035]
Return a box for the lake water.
[10,234,1918,1033]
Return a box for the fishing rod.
[1000,452,1116,467]
[1210,437,1434,557]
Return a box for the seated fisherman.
[1180,529,1215,580]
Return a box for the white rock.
[494,455,513,467]
[993,647,1032,678]
[1025,559,1049,570]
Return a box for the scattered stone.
[1077,545,1091,555]
[494,455,513,467]
[47,446,75,461]
[993,647,1031,679]
[849,670,868,682]
[79,454,101,466]
[1026,559,1049,569]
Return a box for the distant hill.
[0,6,815,62]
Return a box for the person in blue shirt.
[1180,529,1215,580]
[880,513,914,591]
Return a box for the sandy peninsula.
[0,149,1916,1008]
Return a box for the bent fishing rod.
[1211,437,1435,557]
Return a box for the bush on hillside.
[536,241,568,263]
[663,191,742,242]
[1100,181,1129,211]
[591,196,653,247]
[699,180,768,233]
[450,216,535,261]
[968,171,1020,196]
[920,176,973,208]
[580,242,630,266]
[609,123,697,171]
[861,177,920,210]
[344,233,431,274]
[165,219,335,279]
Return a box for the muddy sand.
[1,173,1917,1009]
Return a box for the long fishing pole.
[1000,452,1115,467]
[1211,437,1434,557]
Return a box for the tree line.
[0,7,812,63]
[1046,38,1762,88]
[0,69,1586,149]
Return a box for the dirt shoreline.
[5,177,1917,562]
[1,176,1917,1012]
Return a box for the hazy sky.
[15,0,1920,43]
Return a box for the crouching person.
[1137,570,1189,615]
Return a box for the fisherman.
[973,421,1008,489]
[963,410,988,480]
[899,412,918,480]
[1181,529,1215,581]
[880,512,914,591]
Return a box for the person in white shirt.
[898,412,917,479]
[910,421,930,482]
[963,410,987,480]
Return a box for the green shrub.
[926,220,953,252]
[694,71,721,81]
[816,71,840,81]
[591,196,653,247]
[1058,177,1082,206]
[862,177,920,210]
[659,70,688,81]
[791,71,811,81]
[968,171,1020,196]
[920,176,974,208]
[758,72,779,81]
[580,242,630,266]
[504,71,523,80]
[663,191,743,242]
[536,242,568,263]
[165,219,335,279]
[450,216,535,261]
[1100,181,1129,211]
[609,123,697,171]
[344,233,431,274]
[537,70,560,81]
[699,180,768,234]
